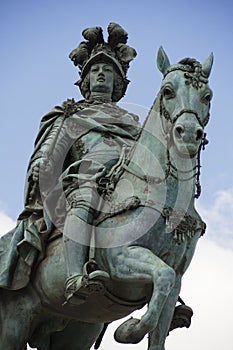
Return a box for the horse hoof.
[114,317,144,344]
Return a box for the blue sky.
[1,0,233,222]
[1,1,233,349]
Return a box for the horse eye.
[163,86,175,99]
[202,91,212,105]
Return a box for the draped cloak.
[0,100,141,290]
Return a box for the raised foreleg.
[148,275,181,350]
[102,245,176,344]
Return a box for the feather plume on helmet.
[69,23,137,101]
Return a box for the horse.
[0,46,213,350]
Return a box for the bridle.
[159,94,209,198]
[117,82,210,199]
[160,94,210,129]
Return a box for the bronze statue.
[0,23,213,349]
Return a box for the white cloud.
[197,189,233,249]
[0,211,15,236]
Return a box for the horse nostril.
[196,128,203,141]
[175,126,184,139]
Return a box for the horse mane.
[178,57,201,69]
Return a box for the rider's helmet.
[69,23,137,101]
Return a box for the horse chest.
[132,207,202,274]
[158,236,198,274]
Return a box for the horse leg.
[106,246,176,344]
[148,276,182,350]
[0,288,41,350]
[49,320,104,350]
[0,315,27,350]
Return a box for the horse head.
[157,46,213,157]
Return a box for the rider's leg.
[63,185,109,302]
[63,211,90,302]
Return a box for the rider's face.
[89,63,114,95]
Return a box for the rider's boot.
[63,208,109,304]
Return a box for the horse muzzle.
[172,113,204,156]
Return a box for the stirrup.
[83,260,110,282]
[63,274,84,304]
[88,270,110,281]
[63,268,110,305]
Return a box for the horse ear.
[157,46,171,75]
[202,52,214,78]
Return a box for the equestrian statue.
[0,23,213,349]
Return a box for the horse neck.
[166,146,197,213]
[141,94,164,140]
[134,94,167,175]
[129,94,197,213]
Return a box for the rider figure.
[0,24,140,303]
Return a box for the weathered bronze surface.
[0,23,213,349]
